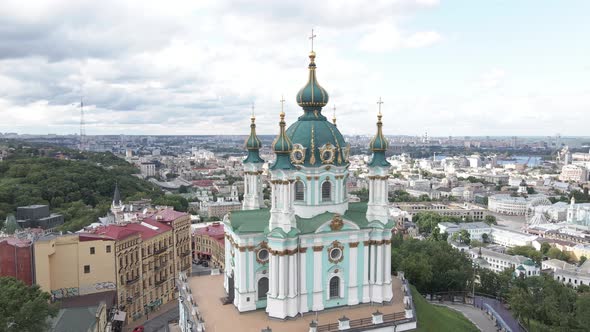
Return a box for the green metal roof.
[227,202,384,235]
[286,117,348,167]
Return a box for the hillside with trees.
[0,143,169,231]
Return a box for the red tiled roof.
[192,180,214,187]
[147,209,188,224]
[195,223,225,240]
[0,237,32,248]
[93,226,139,241]
[78,234,115,242]
[93,220,172,241]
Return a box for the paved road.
[433,302,497,332]
[142,306,179,332]
[475,296,525,332]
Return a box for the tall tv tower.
[79,97,87,151]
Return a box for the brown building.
[193,222,225,269]
[0,237,34,285]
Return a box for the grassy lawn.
[411,286,479,332]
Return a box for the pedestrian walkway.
[124,300,178,332]
[431,302,497,332]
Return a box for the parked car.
[133,326,145,332]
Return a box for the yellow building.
[193,222,225,269]
[149,209,192,276]
[34,234,117,300]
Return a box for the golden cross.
[377,97,384,115]
[280,95,285,113]
[309,28,317,52]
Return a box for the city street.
[141,306,180,332]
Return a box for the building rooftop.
[187,274,405,332]
[93,219,172,241]
[147,209,188,224]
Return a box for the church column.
[362,241,370,302]
[348,242,359,305]
[239,248,247,291]
[374,241,384,303]
[248,248,255,292]
[278,254,286,299]
[270,253,278,297]
[288,253,295,297]
[384,240,392,284]
[299,247,308,313]
[312,245,324,311]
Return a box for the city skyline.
[0,0,588,136]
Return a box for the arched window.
[258,277,269,300]
[329,276,340,299]
[322,181,332,202]
[295,181,305,201]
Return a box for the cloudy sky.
[0,0,588,136]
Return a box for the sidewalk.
[431,302,498,332]
[124,300,178,332]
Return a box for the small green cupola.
[296,51,329,115]
[271,111,295,170]
[244,114,264,164]
[368,103,391,167]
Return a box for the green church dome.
[243,115,264,164]
[285,51,348,167]
[270,111,295,170]
[296,52,329,109]
[368,111,391,167]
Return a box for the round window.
[257,249,269,261]
[322,150,332,161]
[329,248,342,261]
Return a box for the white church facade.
[222,49,395,319]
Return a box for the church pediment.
[315,214,360,233]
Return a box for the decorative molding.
[327,240,344,264]
[348,242,359,248]
[363,240,371,246]
[299,247,308,253]
[313,245,324,252]
[329,214,344,231]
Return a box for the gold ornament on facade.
[329,214,344,231]
[290,144,307,164]
[328,240,344,264]
[309,124,316,164]
[319,143,336,164]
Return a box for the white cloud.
[479,69,506,89]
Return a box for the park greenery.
[394,233,590,331]
[411,285,478,332]
[0,143,186,231]
[0,277,58,332]
[391,235,474,295]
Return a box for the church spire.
[296,31,329,113]
[112,182,121,206]
[368,97,390,167]
[270,106,294,170]
[244,104,264,164]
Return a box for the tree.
[508,246,543,265]
[458,229,471,245]
[540,242,552,255]
[575,294,590,328]
[484,215,497,225]
[481,233,489,243]
[579,256,587,266]
[0,277,58,332]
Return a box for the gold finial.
[280,95,286,118]
[251,102,255,122]
[332,104,337,125]
[309,28,317,52]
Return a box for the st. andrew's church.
[223,46,394,319]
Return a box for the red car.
[133,326,144,332]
